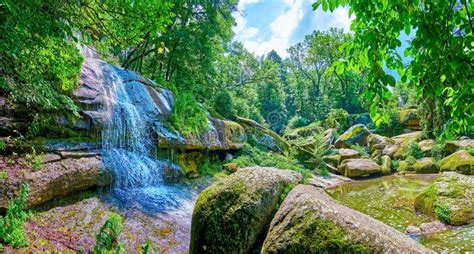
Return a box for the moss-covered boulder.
[380,155,392,175]
[445,138,474,153]
[399,157,439,174]
[334,124,371,149]
[367,134,395,151]
[338,148,360,161]
[415,172,474,225]
[399,108,420,130]
[418,139,435,157]
[392,131,423,146]
[322,154,341,168]
[338,159,381,178]
[440,150,474,175]
[261,185,429,253]
[190,167,302,253]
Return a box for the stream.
[327,175,474,253]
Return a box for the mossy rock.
[261,185,430,253]
[398,157,439,174]
[414,172,474,225]
[418,139,435,157]
[440,150,474,175]
[338,159,381,178]
[334,124,371,149]
[190,167,302,253]
[380,155,392,175]
[322,154,341,167]
[392,131,423,146]
[444,139,474,153]
[399,108,420,129]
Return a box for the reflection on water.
[327,176,474,253]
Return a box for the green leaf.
[440,74,446,82]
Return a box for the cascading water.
[99,62,167,189]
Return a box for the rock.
[338,148,360,161]
[445,139,474,153]
[323,128,337,146]
[418,139,435,156]
[414,172,474,225]
[308,173,351,189]
[405,225,422,235]
[42,153,62,163]
[399,108,420,130]
[223,162,238,173]
[190,167,302,253]
[392,131,423,146]
[163,163,185,183]
[399,157,439,174]
[176,152,201,178]
[322,154,341,167]
[224,153,233,161]
[419,221,447,234]
[334,124,371,149]
[0,156,112,209]
[58,150,100,159]
[380,155,392,175]
[381,144,401,157]
[440,150,474,175]
[338,159,381,177]
[261,185,429,253]
[236,116,290,153]
[367,134,395,151]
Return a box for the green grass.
[169,91,209,136]
[0,183,30,248]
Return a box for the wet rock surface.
[262,185,429,253]
[338,158,381,177]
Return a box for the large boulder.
[392,131,423,146]
[414,172,474,225]
[380,155,392,175]
[261,185,429,253]
[367,134,395,151]
[190,167,302,253]
[338,159,381,177]
[445,138,474,153]
[418,139,435,157]
[334,124,371,149]
[399,157,439,174]
[399,108,420,130]
[440,150,474,175]
[338,148,360,161]
[0,155,112,209]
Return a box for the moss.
[286,210,369,254]
[434,202,451,224]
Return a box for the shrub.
[213,90,234,119]
[434,202,451,224]
[169,92,209,136]
[306,132,330,170]
[0,140,6,151]
[350,144,369,157]
[0,171,8,180]
[431,142,446,161]
[284,116,310,135]
[405,156,417,166]
[93,212,125,254]
[405,142,424,159]
[197,160,226,178]
[141,239,152,254]
[0,183,30,248]
[375,107,404,137]
[324,108,349,132]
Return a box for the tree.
[313,0,473,137]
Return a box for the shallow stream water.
[326,175,474,253]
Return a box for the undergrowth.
[93,212,125,254]
[405,142,424,159]
[0,183,30,248]
[169,91,209,136]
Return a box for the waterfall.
[98,61,166,189]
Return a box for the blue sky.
[232,0,353,58]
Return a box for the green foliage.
[231,144,305,172]
[314,0,473,137]
[306,132,330,170]
[169,92,209,136]
[467,146,474,156]
[376,106,404,137]
[278,183,296,209]
[0,140,6,151]
[0,171,8,180]
[213,90,234,119]
[141,239,152,254]
[0,183,30,248]
[406,142,424,159]
[431,142,446,161]
[93,212,125,254]
[350,144,369,157]
[405,156,417,166]
[434,202,451,224]
[197,160,226,178]
[324,108,349,132]
[285,116,310,135]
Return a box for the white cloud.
[233,0,353,58]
